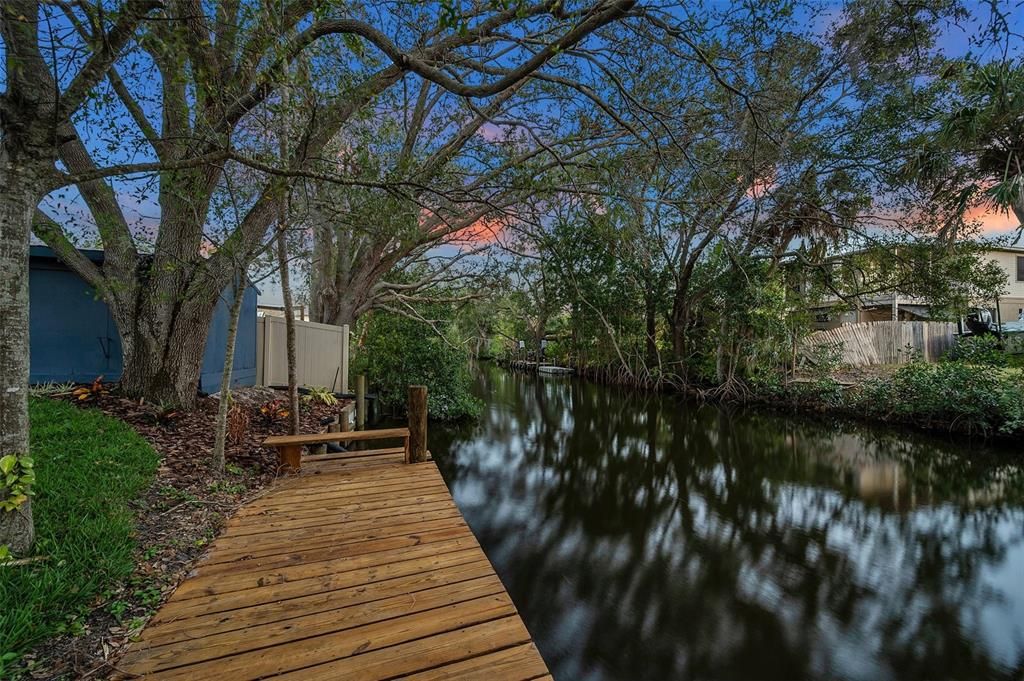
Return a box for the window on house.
[1018,256,1024,282]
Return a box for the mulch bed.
[18,386,350,680]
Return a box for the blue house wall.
[29,246,258,393]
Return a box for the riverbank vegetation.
[855,361,1024,436]
[760,337,1024,438]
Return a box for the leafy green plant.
[133,584,163,609]
[0,651,20,678]
[303,386,339,406]
[208,480,246,495]
[152,401,182,426]
[802,341,844,378]
[258,399,290,424]
[0,453,34,512]
[107,599,131,622]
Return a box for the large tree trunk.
[115,294,217,407]
[311,271,367,328]
[0,157,38,555]
[309,228,368,329]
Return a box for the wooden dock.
[116,450,551,679]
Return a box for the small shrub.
[302,386,338,406]
[152,401,182,426]
[754,372,844,409]
[802,340,844,379]
[946,334,1007,367]
[996,378,1024,435]
[258,399,290,424]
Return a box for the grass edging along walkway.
[0,398,159,670]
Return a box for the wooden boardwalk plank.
[173,535,482,599]
[199,514,469,564]
[272,616,535,681]
[402,642,550,680]
[188,524,471,578]
[152,546,484,622]
[117,459,549,680]
[224,490,454,526]
[122,578,508,674]
[142,560,496,647]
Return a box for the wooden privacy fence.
[802,321,958,366]
[256,315,349,392]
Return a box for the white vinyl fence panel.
[802,321,957,367]
[256,316,349,392]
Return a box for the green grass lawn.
[0,398,158,668]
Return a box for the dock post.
[356,375,366,430]
[407,385,428,463]
[279,445,302,472]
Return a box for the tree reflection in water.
[432,365,1024,681]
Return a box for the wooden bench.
[263,427,411,471]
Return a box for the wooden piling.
[278,444,302,472]
[407,385,428,463]
[355,374,366,430]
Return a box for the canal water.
[432,364,1024,681]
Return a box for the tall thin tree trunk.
[0,160,37,555]
[645,284,657,367]
[276,227,300,435]
[212,275,246,473]
[275,46,300,436]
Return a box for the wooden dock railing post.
[355,375,366,430]
[407,385,428,463]
[279,444,302,471]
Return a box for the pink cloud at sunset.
[455,216,507,245]
[966,205,1021,234]
[418,204,508,247]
